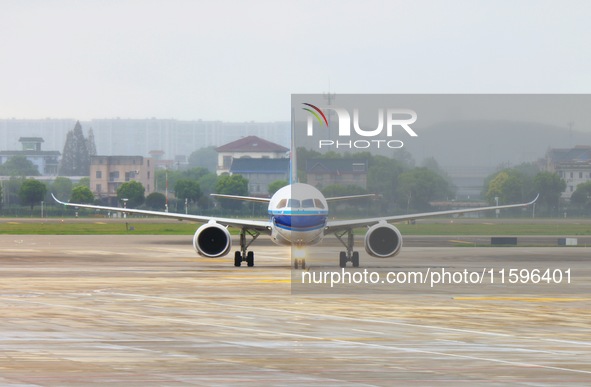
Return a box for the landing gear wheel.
[336,229,357,268]
[294,259,306,270]
[235,227,260,268]
[352,251,360,268]
[339,251,347,268]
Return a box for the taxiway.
[0,234,589,385]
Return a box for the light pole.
[165,169,169,212]
[495,196,499,219]
[122,198,128,218]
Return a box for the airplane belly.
[272,227,323,246]
[271,214,326,246]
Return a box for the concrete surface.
[0,234,589,385]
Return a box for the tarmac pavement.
[0,234,589,385]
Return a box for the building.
[90,156,154,205]
[215,136,289,175]
[545,146,591,199]
[229,158,290,196]
[306,159,368,190]
[149,150,175,170]
[0,137,60,175]
[0,119,291,164]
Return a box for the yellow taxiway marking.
[448,239,475,244]
[454,296,590,302]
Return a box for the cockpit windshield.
[301,199,315,208]
[277,198,325,209]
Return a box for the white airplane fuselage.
[267,183,328,247]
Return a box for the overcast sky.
[1,0,590,123]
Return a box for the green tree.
[268,180,288,196]
[18,179,47,211]
[51,177,73,201]
[188,147,218,172]
[513,162,540,178]
[571,181,591,211]
[183,167,210,181]
[3,177,23,206]
[197,173,218,209]
[367,156,407,209]
[155,169,183,193]
[485,169,531,205]
[0,182,3,210]
[533,172,566,214]
[215,174,248,211]
[59,121,90,176]
[78,177,90,188]
[421,157,453,185]
[321,184,368,198]
[117,181,145,208]
[70,185,95,204]
[485,171,510,203]
[174,179,202,204]
[145,192,166,210]
[197,173,218,195]
[397,167,454,211]
[0,155,40,176]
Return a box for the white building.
[0,137,60,175]
[545,146,591,199]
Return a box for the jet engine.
[364,222,402,258]
[193,222,232,257]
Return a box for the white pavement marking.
[1,296,590,376]
[98,290,591,348]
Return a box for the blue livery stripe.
[272,214,327,232]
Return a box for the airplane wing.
[51,194,271,232]
[210,194,271,203]
[325,194,376,202]
[326,195,539,233]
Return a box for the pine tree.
[59,121,90,176]
[86,127,97,156]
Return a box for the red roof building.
[215,136,289,175]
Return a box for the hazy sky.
[1,0,590,123]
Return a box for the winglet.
[529,193,540,205]
[51,193,67,205]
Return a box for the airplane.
[51,182,538,269]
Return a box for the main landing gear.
[335,229,360,268]
[234,228,260,267]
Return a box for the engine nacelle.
[364,222,403,258]
[193,222,232,257]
